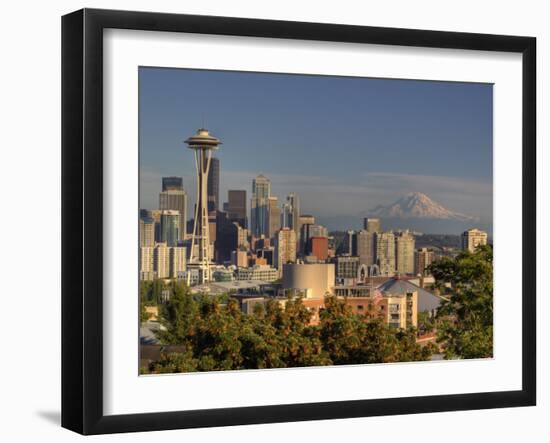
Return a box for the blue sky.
[139,67,493,231]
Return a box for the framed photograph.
[62,8,536,435]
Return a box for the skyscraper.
[309,237,328,261]
[301,223,328,255]
[282,193,300,241]
[207,157,220,213]
[309,224,328,238]
[215,211,241,263]
[344,230,357,255]
[363,218,381,233]
[154,242,170,279]
[414,247,435,276]
[151,243,186,279]
[251,174,271,238]
[376,231,396,276]
[461,228,488,252]
[159,186,187,241]
[139,217,155,247]
[160,210,180,247]
[334,255,360,280]
[148,209,163,242]
[162,176,184,191]
[298,214,315,254]
[356,229,376,266]
[275,227,297,272]
[227,190,247,227]
[139,246,155,281]
[268,196,281,238]
[169,246,187,279]
[395,230,415,275]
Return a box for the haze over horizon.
[139,67,493,234]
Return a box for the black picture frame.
[62,8,536,435]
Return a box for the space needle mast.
[184,128,222,285]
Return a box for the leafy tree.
[319,296,364,364]
[320,296,431,365]
[149,350,198,373]
[417,311,435,335]
[265,296,330,367]
[157,281,199,346]
[149,281,432,374]
[428,244,493,359]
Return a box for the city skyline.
[138,68,494,373]
[139,67,493,233]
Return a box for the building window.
[389,303,400,313]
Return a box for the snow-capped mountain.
[368,192,477,221]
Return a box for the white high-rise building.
[139,246,155,281]
[154,242,170,279]
[150,243,187,280]
[170,246,187,279]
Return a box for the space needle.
[184,127,222,285]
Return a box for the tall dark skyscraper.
[207,157,220,213]
[162,176,184,192]
[227,190,247,227]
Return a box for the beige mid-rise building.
[236,264,279,282]
[139,246,155,281]
[151,243,186,279]
[154,243,170,279]
[170,246,187,279]
[231,249,249,268]
[363,217,381,233]
[344,292,417,330]
[139,218,155,247]
[275,227,297,272]
[414,248,435,275]
[461,228,488,252]
[395,230,415,275]
[376,231,396,276]
[356,229,376,266]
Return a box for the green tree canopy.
[144,281,432,374]
[428,244,493,359]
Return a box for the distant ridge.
[367,192,477,222]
